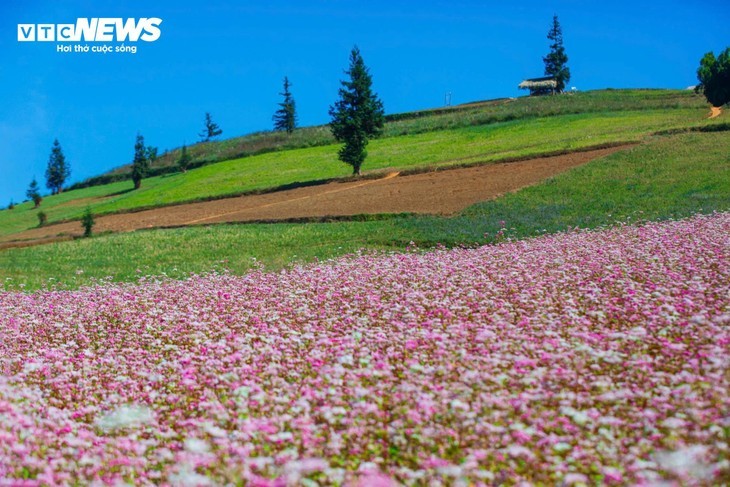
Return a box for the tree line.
[23,43,383,206]
[13,17,567,209]
[14,15,729,211]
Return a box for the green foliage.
[7,200,14,210]
[543,15,570,93]
[26,177,43,208]
[45,139,70,195]
[199,112,223,142]
[329,46,385,175]
[131,133,150,190]
[696,47,730,107]
[146,146,158,166]
[273,76,297,134]
[81,207,95,237]
[37,211,47,227]
[177,144,192,173]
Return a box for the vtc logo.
[18,18,162,42]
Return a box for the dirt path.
[1,146,630,248]
[709,106,722,119]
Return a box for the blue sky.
[1,1,728,204]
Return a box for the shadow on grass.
[107,188,135,197]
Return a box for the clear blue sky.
[1,1,728,204]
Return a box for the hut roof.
[518,77,558,90]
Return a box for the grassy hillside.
[0,90,722,239]
[89,88,711,179]
[2,130,728,290]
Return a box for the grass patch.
[2,131,728,290]
[396,131,730,244]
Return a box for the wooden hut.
[518,77,558,96]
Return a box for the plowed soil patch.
[1,146,629,248]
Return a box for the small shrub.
[37,211,47,227]
[81,207,95,237]
[178,144,191,173]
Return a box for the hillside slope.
[0,90,722,240]
[2,129,728,290]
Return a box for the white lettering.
[37,24,54,41]
[116,18,145,42]
[95,18,116,41]
[17,24,35,41]
[75,18,98,42]
[140,18,162,42]
[57,24,76,41]
[18,18,162,44]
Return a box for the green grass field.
[0,90,722,238]
[2,130,728,290]
[96,88,712,176]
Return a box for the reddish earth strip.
[1,146,629,249]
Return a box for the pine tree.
[199,112,223,142]
[543,15,570,93]
[26,177,43,208]
[45,139,70,195]
[146,146,159,166]
[131,133,149,190]
[329,46,385,175]
[177,144,191,172]
[273,76,297,134]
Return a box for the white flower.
[553,442,572,452]
[184,437,210,454]
[654,445,712,480]
[661,417,685,429]
[96,404,153,431]
[168,463,214,486]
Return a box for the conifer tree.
[199,112,223,142]
[45,139,70,195]
[329,46,385,175]
[273,76,297,134]
[131,133,149,190]
[177,144,191,172]
[146,146,158,166]
[543,15,570,93]
[26,177,43,208]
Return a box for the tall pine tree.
[273,76,297,134]
[45,139,70,195]
[543,15,570,93]
[131,133,149,190]
[329,46,384,175]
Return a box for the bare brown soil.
[1,146,629,248]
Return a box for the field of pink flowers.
[0,212,728,485]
